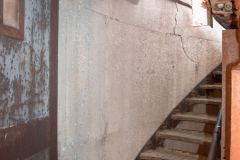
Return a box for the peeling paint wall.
[0,0,50,129]
[58,0,224,159]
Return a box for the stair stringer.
[135,64,222,160]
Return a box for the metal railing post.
[208,104,222,160]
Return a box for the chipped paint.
[0,0,50,129]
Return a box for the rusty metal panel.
[222,30,240,160]
[0,0,50,129]
[0,0,58,159]
[0,117,50,160]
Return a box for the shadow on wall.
[126,0,140,5]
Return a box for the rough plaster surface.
[58,0,223,159]
[0,0,50,129]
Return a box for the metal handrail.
[208,104,222,160]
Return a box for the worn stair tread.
[171,113,217,124]
[156,129,212,144]
[213,70,222,75]
[199,84,222,90]
[185,97,222,104]
[140,147,208,160]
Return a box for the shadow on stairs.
[136,64,222,160]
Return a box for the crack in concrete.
[84,6,221,43]
[84,5,218,64]
[179,36,195,63]
[174,2,195,63]
[173,2,178,34]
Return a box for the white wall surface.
[58,0,223,159]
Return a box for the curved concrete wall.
[58,0,223,159]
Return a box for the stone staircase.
[138,66,222,160]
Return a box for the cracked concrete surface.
[174,2,179,34]
[174,3,195,63]
[58,0,224,160]
[179,36,195,63]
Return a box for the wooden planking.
[185,97,222,105]
[140,147,208,160]
[156,129,212,145]
[199,84,222,90]
[171,113,217,124]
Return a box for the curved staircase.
[138,66,222,160]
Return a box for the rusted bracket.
[212,2,233,15]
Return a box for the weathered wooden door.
[0,0,58,159]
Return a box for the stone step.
[199,84,222,90]
[213,70,222,76]
[185,97,222,105]
[140,147,208,160]
[171,113,217,124]
[156,129,212,145]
